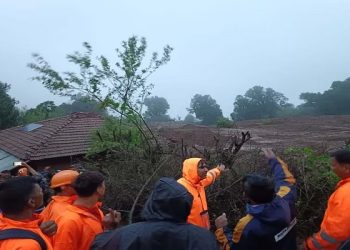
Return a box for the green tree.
[216,117,234,128]
[231,86,291,120]
[0,82,20,129]
[59,94,107,116]
[21,101,64,123]
[143,96,171,122]
[28,36,173,148]
[188,94,223,125]
[299,78,350,115]
[184,113,196,124]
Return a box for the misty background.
[1,0,350,119]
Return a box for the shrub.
[216,117,234,128]
[282,147,338,236]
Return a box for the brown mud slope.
[156,115,350,150]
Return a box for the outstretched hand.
[103,208,122,231]
[40,220,57,236]
[215,213,228,229]
[262,148,276,160]
[217,164,226,172]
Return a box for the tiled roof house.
[0,112,104,171]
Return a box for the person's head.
[0,171,11,183]
[243,174,275,204]
[44,166,52,172]
[182,158,208,183]
[141,177,193,223]
[73,171,105,198]
[51,170,79,196]
[0,176,43,215]
[17,167,28,176]
[330,149,350,179]
[197,160,209,180]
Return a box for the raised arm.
[262,148,296,202]
[200,164,225,187]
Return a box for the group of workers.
[0,148,349,250]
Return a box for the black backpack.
[0,228,47,250]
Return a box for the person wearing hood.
[215,148,297,250]
[177,158,225,229]
[90,177,219,250]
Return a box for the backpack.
[0,228,47,250]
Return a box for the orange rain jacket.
[0,213,53,250]
[53,203,104,250]
[41,195,77,221]
[177,158,221,229]
[306,178,350,249]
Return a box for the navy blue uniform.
[216,158,297,250]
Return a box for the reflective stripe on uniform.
[277,157,296,184]
[233,215,254,243]
[311,236,323,249]
[276,186,291,198]
[208,171,216,183]
[274,217,297,242]
[320,231,338,244]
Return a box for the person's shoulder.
[118,221,148,233]
[0,238,44,250]
[56,206,80,223]
[185,223,216,236]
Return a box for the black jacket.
[91,177,219,250]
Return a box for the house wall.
[28,155,85,171]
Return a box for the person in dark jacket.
[90,177,219,250]
[215,148,297,250]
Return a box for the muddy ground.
[154,115,350,151]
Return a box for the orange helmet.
[50,170,79,188]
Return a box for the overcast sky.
[1,0,350,118]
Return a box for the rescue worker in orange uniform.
[0,176,54,250]
[41,170,79,221]
[53,171,120,250]
[305,149,350,250]
[178,158,225,229]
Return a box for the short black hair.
[243,174,275,204]
[53,187,62,195]
[73,171,104,197]
[331,149,350,165]
[0,176,38,214]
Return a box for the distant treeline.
[1,77,350,129]
[186,77,350,125]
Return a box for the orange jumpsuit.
[0,214,53,250]
[178,158,221,229]
[53,204,104,250]
[306,178,350,249]
[41,195,77,222]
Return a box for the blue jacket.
[216,157,297,250]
